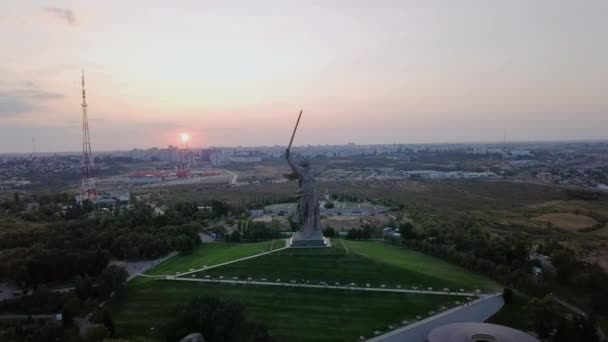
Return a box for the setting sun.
[180,133,190,144]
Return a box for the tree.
[163,296,274,342]
[209,225,227,237]
[210,200,230,218]
[174,234,196,253]
[398,222,416,240]
[524,296,558,340]
[324,202,334,209]
[62,297,83,328]
[84,325,109,342]
[174,201,198,217]
[227,230,241,242]
[323,226,336,238]
[554,314,599,342]
[97,265,128,299]
[99,309,115,337]
[502,287,514,304]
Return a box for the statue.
[285,111,326,247]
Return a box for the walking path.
[163,276,479,297]
[367,293,504,342]
[0,314,56,320]
[223,169,238,186]
[139,245,289,279]
[111,251,180,281]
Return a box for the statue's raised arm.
[286,149,305,177]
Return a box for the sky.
[1,0,607,153]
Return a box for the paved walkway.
[0,314,56,320]
[163,277,479,297]
[223,169,238,185]
[366,293,504,342]
[111,251,180,281]
[140,245,289,279]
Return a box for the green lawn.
[111,277,458,342]
[145,241,275,275]
[187,241,497,290]
[345,241,498,289]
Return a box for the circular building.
[427,322,539,342]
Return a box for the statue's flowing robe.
[287,156,321,238]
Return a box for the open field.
[144,241,274,276]
[532,213,599,230]
[185,241,498,290]
[111,278,458,342]
[322,215,390,230]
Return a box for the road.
[367,293,504,342]
[163,277,480,297]
[224,169,238,186]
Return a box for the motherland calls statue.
[285,111,326,247]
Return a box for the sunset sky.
[1,0,607,153]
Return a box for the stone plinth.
[290,231,327,247]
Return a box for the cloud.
[43,7,76,25]
[0,83,64,117]
[0,95,31,117]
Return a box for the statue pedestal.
[290,231,327,247]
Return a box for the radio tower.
[80,70,97,203]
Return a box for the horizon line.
[2,138,607,156]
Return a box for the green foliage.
[324,202,334,209]
[0,217,204,285]
[84,325,110,342]
[97,265,129,300]
[226,230,242,242]
[173,201,198,217]
[554,314,600,342]
[323,225,336,238]
[209,224,227,237]
[346,227,372,240]
[398,222,416,240]
[210,200,231,218]
[524,296,559,340]
[174,234,197,253]
[502,288,514,304]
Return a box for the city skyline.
[1,0,607,153]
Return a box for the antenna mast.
[80,70,97,203]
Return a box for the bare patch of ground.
[532,213,599,231]
[322,215,390,230]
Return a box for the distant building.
[128,172,164,185]
[109,191,130,202]
[537,172,554,183]
[510,149,532,157]
[249,209,264,217]
[228,156,262,163]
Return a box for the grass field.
[145,241,275,275]
[111,278,458,342]
[185,240,498,290]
